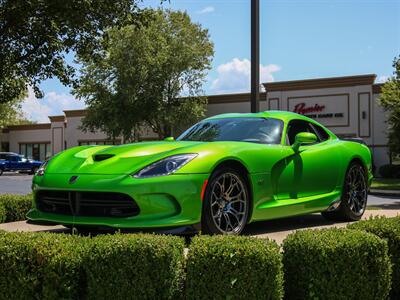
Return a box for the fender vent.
[93,154,115,161]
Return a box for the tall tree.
[75,9,214,140]
[0,98,33,130]
[0,0,144,104]
[379,56,400,156]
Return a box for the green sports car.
[27,111,373,234]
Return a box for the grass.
[371,178,400,191]
[366,206,383,210]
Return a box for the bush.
[84,233,185,300]
[0,203,5,223]
[0,232,89,300]
[283,228,392,300]
[379,164,400,178]
[348,216,400,299]
[186,235,284,300]
[0,194,32,223]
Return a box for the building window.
[19,143,51,161]
[0,142,9,152]
[78,140,121,146]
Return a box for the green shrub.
[0,194,32,222]
[283,228,391,300]
[379,164,400,178]
[348,216,400,299]
[186,235,284,300]
[0,203,5,223]
[84,233,185,300]
[0,232,89,300]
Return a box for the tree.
[0,98,33,130]
[379,56,400,156]
[74,9,214,140]
[0,0,144,104]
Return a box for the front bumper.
[27,173,208,228]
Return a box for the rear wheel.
[322,162,368,221]
[202,168,250,235]
[30,167,38,175]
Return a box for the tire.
[0,169,3,176]
[30,167,38,175]
[202,167,250,235]
[322,162,368,221]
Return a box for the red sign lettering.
[293,102,325,115]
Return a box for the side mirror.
[164,137,175,141]
[292,132,317,152]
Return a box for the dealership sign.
[288,94,349,127]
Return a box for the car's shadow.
[35,213,345,238]
[242,213,345,236]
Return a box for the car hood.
[45,141,203,175]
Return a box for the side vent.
[93,154,115,162]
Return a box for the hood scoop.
[93,154,115,162]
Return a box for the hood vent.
[93,154,115,162]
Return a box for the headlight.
[133,154,197,178]
[36,159,49,176]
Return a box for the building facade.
[0,74,390,173]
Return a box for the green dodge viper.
[27,111,373,234]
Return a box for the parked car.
[27,111,373,235]
[0,152,43,176]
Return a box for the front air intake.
[93,154,115,161]
[36,191,140,218]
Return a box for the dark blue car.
[0,152,43,176]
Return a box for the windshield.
[177,117,283,144]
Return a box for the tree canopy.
[74,9,214,140]
[0,97,33,130]
[0,0,144,104]
[379,56,400,156]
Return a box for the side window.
[286,120,320,145]
[312,124,330,142]
[6,155,16,161]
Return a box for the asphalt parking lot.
[0,173,32,194]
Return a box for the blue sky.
[24,0,400,122]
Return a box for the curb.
[369,189,400,197]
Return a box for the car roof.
[205,110,317,124]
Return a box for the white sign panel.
[287,94,349,127]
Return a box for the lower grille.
[36,190,140,218]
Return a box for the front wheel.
[322,162,368,221]
[30,167,38,175]
[201,168,250,235]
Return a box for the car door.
[6,155,19,170]
[275,119,341,200]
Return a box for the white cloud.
[210,58,281,94]
[197,6,215,14]
[21,87,85,123]
[377,75,389,83]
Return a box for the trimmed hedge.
[186,235,284,300]
[348,216,400,299]
[0,194,32,223]
[0,203,5,223]
[0,232,185,300]
[283,228,392,300]
[379,164,400,178]
[0,232,88,300]
[85,233,185,300]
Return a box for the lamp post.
[250,0,260,113]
